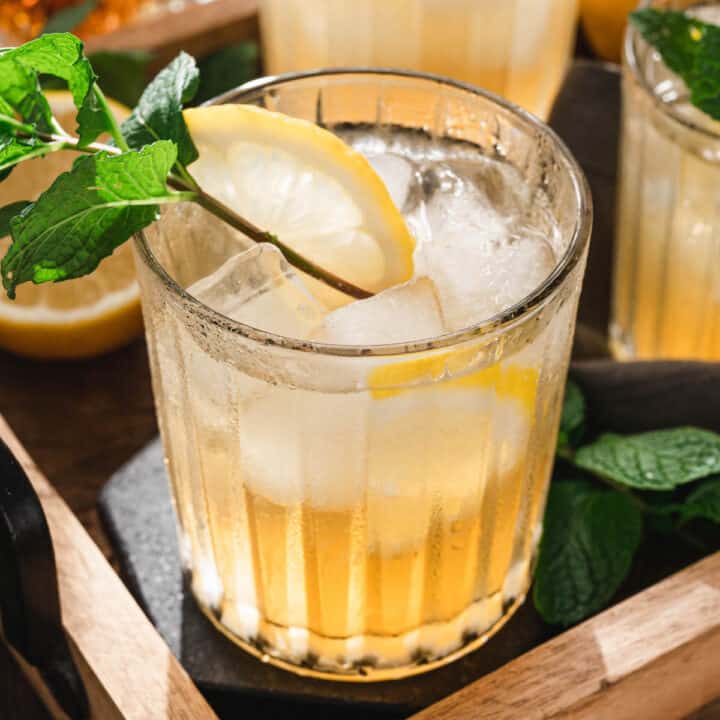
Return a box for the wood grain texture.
[0,415,217,720]
[86,0,259,68]
[412,553,720,720]
[0,338,157,567]
[0,644,52,720]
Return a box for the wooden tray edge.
[412,551,720,719]
[0,415,218,720]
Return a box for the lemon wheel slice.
[0,91,142,360]
[183,105,416,307]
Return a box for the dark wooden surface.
[0,338,157,565]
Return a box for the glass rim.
[134,67,592,359]
[624,1,720,143]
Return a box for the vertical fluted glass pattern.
[259,0,579,120]
[134,72,590,681]
[611,2,720,361]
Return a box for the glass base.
[194,572,532,682]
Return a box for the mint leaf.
[8,34,94,113]
[0,202,31,238]
[0,56,52,131]
[534,480,643,627]
[558,380,585,448]
[1,34,109,145]
[681,478,720,524]
[631,9,720,121]
[0,135,48,181]
[1,141,177,298]
[75,88,110,148]
[575,428,720,490]
[121,52,199,167]
[43,0,97,34]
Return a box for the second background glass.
[259,0,579,121]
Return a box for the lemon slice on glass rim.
[183,104,416,308]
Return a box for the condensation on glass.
[259,0,579,120]
[134,71,591,681]
[611,0,720,361]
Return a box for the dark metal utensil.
[0,438,89,719]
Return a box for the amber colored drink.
[259,0,579,120]
[611,2,720,360]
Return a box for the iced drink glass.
[134,70,591,680]
[612,1,720,360]
[259,0,579,120]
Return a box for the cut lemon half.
[183,104,416,308]
[0,91,142,360]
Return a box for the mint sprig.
[536,382,720,627]
[631,8,720,121]
[0,33,372,302]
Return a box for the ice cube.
[367,153,416,211]
[420,184,555,330]
[316,276,445,345]
[188,243,326,339]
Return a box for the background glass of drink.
[135,71,591,680]
[612,1,720,361]
[580,0,638,62]
[258,0,579,120]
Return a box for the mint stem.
[49,116,68,137]
[0,114,38,136]
[0,141,66,175]
[93,85,129,152]
[191,186,373,300]
[171,162,200,192]
[4,119,374,301]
